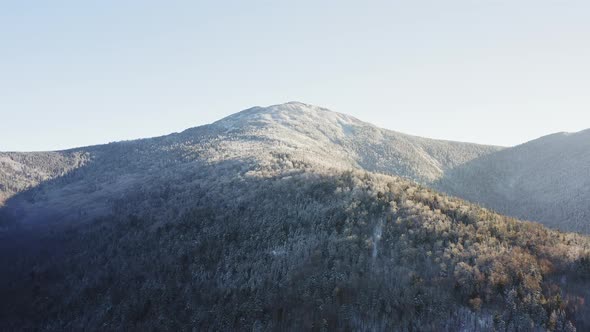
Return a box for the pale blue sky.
[1,0,589,151]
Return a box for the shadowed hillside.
[1,160,589,330]
[437,129,590,233]
[0,151,88,206]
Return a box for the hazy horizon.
[2,1,590,151]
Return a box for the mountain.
[211,102,503,182]
[1,102,589,330]
[437,129,590,233]
[3,102,588,235]
[0,102,501,227]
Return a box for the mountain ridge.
[0,102,502,225]
[437,127,590,233]
[1,102,588,233]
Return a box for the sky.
[1,0,589,151]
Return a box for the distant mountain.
[1,102,588,235]
[212,102,502,182]
[1,102,589,234]
[0,102,501,226]
[437,129,590,233]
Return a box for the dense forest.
[0,151,87,206]
[1,158,589,331]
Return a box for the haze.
[1,0,589,151]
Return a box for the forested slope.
[0,151,87,206]
[1,161,589,331]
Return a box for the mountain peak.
[214,102,366,130]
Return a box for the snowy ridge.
[1,102,587,233]
[0,102,501,226]
[211,101,502,182]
